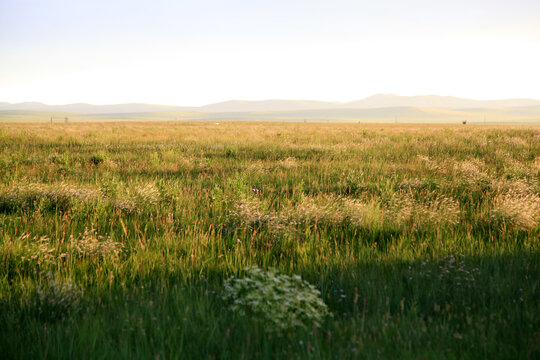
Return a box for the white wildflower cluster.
[28,272,81,321]
[490,190,540,231]
[222,267,331,332]
[418,255,480,299]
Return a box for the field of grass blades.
[0,122,539,359]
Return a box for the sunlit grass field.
[0,121,539,359]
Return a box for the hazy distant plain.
[2,94,540,124]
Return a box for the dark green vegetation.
[0,122,539,359]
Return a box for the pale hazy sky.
[1,0,539,105]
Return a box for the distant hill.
[199,99,341,112]
[0,102,194,113]
[345,94,540,109]
[1,95,540,124]
[3,94,540,114]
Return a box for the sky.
[1,0,540,106]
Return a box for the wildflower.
[27,272,81,321]
[222,267,331,332]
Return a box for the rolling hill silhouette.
[1,95,540,123]
[2,94,540,113]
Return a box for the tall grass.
[0,122,539,359]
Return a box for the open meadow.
[0,121,539,359]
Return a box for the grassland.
[0,121,539,359]
[2,105,540,124]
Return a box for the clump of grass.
[47,152,68,165]
[0,183,101,213]
[387,191,460,230]
[89,152,107,166]
[16,228,123,267]
[69,228,124,259]
[399,178,436,192]
[130,182,161,207]
[112,199,138,214]
[227,197,288,239]
[417,155,444,173]
[284,195,345,226]
[277,157,299,169]
[229,191,460,237]
[229,197,270,226]
[490,190,540,231]
[228,195,383,239]
[25,272,81,321]
[111,182,162,214]
[222,266,331,332]
[453,159,490,186]
[225,147,238,158]
[19,234,66,266]
[283,195,382,229]
[491,178,538,196]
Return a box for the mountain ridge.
[2,94,540,114]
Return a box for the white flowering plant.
[222,266,331,332]
[27,272,81,321]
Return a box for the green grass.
[0,122,539,359]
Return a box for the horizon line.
[3,93,540,108]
